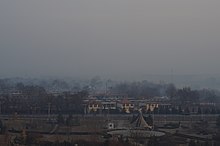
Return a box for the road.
[0,114,218,123]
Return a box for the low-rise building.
[86,100,102,114]
[117,99,134,113]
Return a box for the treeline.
[0,84,88,114]
[1,77,220,103]
[112,81,220,102]
[0,79,220,115]
[0,78,82,93]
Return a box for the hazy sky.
[0,0,220,79]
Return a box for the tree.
[197,107,202,114]
[57,113,65,125]
[184,107,190,114]
[177,87,199,104]
[216,115,220,128]
[66,114,73,126]
[0,119,5,134]
[178,106,183,114]
[90,76,102,92]
[166,83,176,101]
[16,82,25,90]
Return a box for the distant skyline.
[1,0,220,79]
